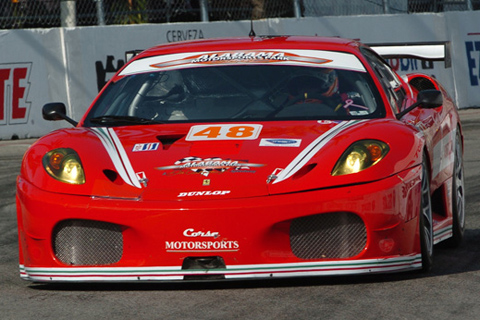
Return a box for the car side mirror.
[42,103,78,126]
[396,89,443,120]
[417,89,443,109]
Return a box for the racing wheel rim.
[420,155,433,271]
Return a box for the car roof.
[135,36,364,59]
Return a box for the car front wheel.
[445,129,465,247]
[420,154,434,272]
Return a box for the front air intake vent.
[182,256,226,280]
[53,219,123,266]
[290,212,366,259]
[409,76,437,92]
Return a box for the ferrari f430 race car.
[16,36,464,282]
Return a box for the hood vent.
[291,163,317,181]
[156,134,185,150]
[103,169,120,184]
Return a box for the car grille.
[53,219,123,266]
[290,212,366,259]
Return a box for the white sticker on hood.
[260,139,301,147]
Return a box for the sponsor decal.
[132,142,159,151]
[178,190,231,197]
[0,63,32,125]
[191,51,289,63]
[120,49,366,76]
[165,240,240,252]
[317,120,339,125]
[432,129,455,179]
[150,51,331,70]
[341,99,369,111]
[136,171,148,187]
[166,227,239,252]
[183,228,220,238]
[157,157,265,177]
[260,138,301,147]
[186,124,262,141]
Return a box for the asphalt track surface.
[1,109,480,320]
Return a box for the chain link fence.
[1,0,479,29]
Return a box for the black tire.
[445,130,466,247]
[420,154,434,272]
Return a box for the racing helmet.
[288,69,339,98]
[317,68,339,97]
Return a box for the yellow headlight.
[332,140,389,176]
[43,148,85,184]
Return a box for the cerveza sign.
[166,29,205,43]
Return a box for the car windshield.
[84,63,385,126]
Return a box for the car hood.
[89,121,345,201]
[24,120,422,200]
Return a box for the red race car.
[17,36,464,282]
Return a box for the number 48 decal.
[186,124,263,141]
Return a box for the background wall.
[1,11,480,140]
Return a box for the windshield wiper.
[89,115,165,126]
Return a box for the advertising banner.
[0,29,68,139]
[446,12,480,108]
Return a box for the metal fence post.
[293,0,302,18]
[165,0,172,23]
[95,0,106,26]
[199,0,209,22]
[467,0,473,11]
[60,0,76,27]
[383,0,390,14]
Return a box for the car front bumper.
[17,165,424,282]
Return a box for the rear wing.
[369,42,451,68]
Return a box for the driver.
[288,72,337,100]
[287,69,364,114]
[287,69,342,112]
[136,70,189,121]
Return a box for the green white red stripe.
[433,225,453,244]
[273,120,365,184]
[90,127,142,189]
[19,254,422,282]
